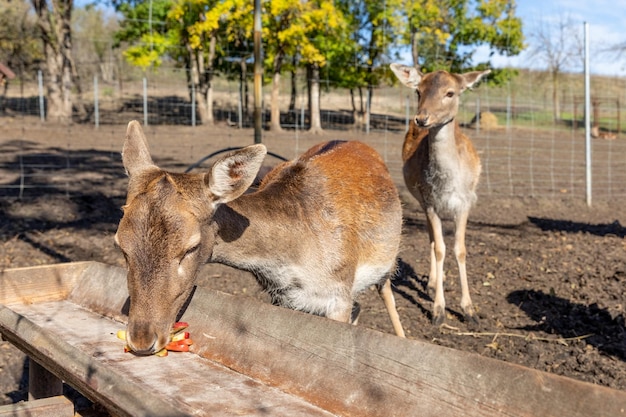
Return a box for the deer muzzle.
[415,113,431,127]
[126,319,167,355]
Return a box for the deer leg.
[377,278,406,338]
[350,302,361,325]
[455,209,478,324]
[425,216,437,296]
[326,288,356,324]
[426,208,446,325]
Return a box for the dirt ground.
[1,121,625,408]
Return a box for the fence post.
[475,97,480,134]
[584,22,592,207]
[191,82,196,127]
[506,95,511,131]
[37,70,45,122]
[405,95,410,132]
[143,77,148,126]
[94,75,99,129]
[366,89,371,134]
[237,88,242,129]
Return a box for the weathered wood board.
[1,261,626,417]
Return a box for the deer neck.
[208,190,302,272]
[426,120,464,159]
[402,119,460,163]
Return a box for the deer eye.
[446,91,454,98]
[180,245,200,263]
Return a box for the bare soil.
[1,121,625,408]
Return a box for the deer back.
[211,140,403,300]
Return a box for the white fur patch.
[353,263,393,295]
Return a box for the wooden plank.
[0,301,336,417]
[0,396,74,417]
[0,262,91,305]
[28,359,63,400]
[182,284,626,417]
[3,261,626,417]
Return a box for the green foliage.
[73,6,119,62]
[113,0,174,69]
[261,0,347,78]
[0,0,43,75]
[111,0,525,86]
[405,0,525,76]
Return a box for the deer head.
[115,121,266,354]
[390,64,491,128]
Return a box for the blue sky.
[481,0,626,76]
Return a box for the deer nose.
[414,113,430,127]
[127,322,160,355]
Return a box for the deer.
[390,63,491,326]
[115,120,406,355]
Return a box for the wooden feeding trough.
[1,262,625,417]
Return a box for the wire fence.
[1,62,626,204]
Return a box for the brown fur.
[115,122,405,354]
[391,64,490,325]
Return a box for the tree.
[334,0,404,129]
[73,5,119,84]
[527,15,581,122]
[114,0,251,126]
[0,0,42,109]
[299,0,348,133]
[404,0,524,72]
[261,0,345,132]
[31,0,81,123]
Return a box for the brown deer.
[115,121,405,355]
[390,63,490,326]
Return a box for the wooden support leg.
[28,358,63,400]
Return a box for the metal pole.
[366,89,370,134]
[94,75,99,129]
[191,82,196,127]
[253,0,263,143]
[506,95,511,130]
[37,70,45,122]
[584,22,592,207]
[143,77,148,126]
[405,95,410,132]
[475,97,480,133]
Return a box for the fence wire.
[1,64,626,203]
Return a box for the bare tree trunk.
[270,71,283,131]
[308,64,322,134]
[189,49,207,124]
[349,88,357,130]
[204,35,216,125]
[551,69,560,122]
[411,29,419,67]
[32,0,74,123]
[353,86,365,131]
[269,53,284,132]
[289,56,297,111]
[239,57,247,125]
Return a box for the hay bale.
[469,111,498,130]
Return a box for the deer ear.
[122,120,158,177]
[205,144,267,205]
[459,69,491,91]
[390,63,422,89]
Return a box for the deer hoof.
[432,307,446,326]
[463,308,479,326]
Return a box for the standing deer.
[390,63,490,326]
[115,121,405,355]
